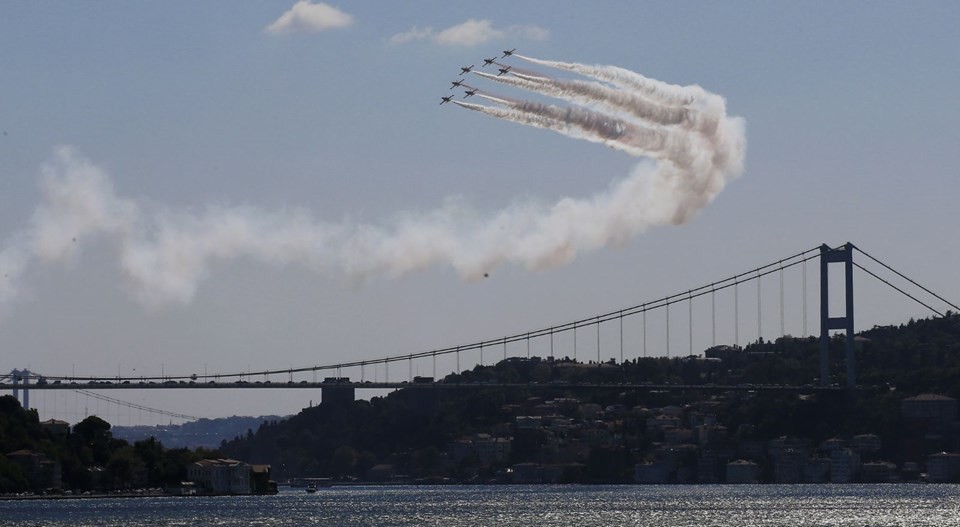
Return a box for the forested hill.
[220,314,960,481]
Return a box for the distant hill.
[219,314,960,482]
[113,415,288,449]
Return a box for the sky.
[1,1,959,425]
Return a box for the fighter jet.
[440,95,454,105]
[463,88,478,98]
[459,65,475,75]
[450,79,466,89]
[497,65,512,76]
[502,48,516,58]
[482,57,498,67]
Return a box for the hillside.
[220,314,960,483]
[113,415,288,450]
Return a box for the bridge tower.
[9,369,30,409]
[820,243,856,387]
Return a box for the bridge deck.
[0,381,860,392]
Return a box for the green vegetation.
[0,399,222,493]
[220,313,960,482]
[4,313,960,489]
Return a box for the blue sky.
[1,2,958,424]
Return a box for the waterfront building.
[5,449,61,489]
[634,461,672,484]
[447,434,512,466]
[901,394,957,434]
[772,448,808,483]
[803,458,830,483]
[860,461,898,483]
[725,460,760,484]
[511,462,564,484]
[927,452,960,483]
[187,458,252,495]
[830,448,861,483]
[851,434,882,456]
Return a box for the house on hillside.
[5,449,61,489]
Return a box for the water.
[3,485,960,526]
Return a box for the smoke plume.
[0,56,744,308]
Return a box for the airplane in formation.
[450,79,466,89]
[497,65,512,76]
[463,88,478,98]
[459,65,475,75]
[440,95,454,105]
[502,48,516,57]
[482,57,498,67]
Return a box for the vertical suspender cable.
[596,316,601,364]
[619,313,624,365]
[757,270,762,342]
[643,306,647,357]
[780,265,785,337]
[711,288,716,347]
[734,282,739,347]
[666,302,671,358]
[803,259,808,337]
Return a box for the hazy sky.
[2,2,958,425]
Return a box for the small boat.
[306,483,318,493]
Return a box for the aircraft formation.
[440,49,516,105]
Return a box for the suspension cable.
[852,262,945,318]
[853,245,960,312]
[43,245,828,382]
[70,389,199,421]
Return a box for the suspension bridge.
[2,242,957,424]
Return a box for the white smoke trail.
[478,70,691,128]
[515,54,705,108]
[0,57,745,310]
[455,99,690,166]
[468,55,745,225]
[475,93,515,106]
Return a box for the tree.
[72,416,115,466]
[413,446,443,477]
[330,445,358,478]
[107,446,146,489]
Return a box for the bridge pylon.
[10,369,30,409]
[820,243,855,387]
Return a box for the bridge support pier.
[819,243,855,387]
[9,369,30,409]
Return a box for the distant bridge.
[0,378,863,393]
[1,242,952,421]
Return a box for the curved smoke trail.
[0,56,745,309]
[514,54,705,108]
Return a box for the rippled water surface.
[5,485,960,526]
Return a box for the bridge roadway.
[0,380,864,393]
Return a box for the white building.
[830,448,861,483]
[726,460,760,484]
[187,459,252,495]
[927,452,960,483]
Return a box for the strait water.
[3,484,960,526]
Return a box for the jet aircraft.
[450,79,466,89]
[459,65,475,75]
[482,57,498,67]
[497,65,512,76]
[440,95,453,105]
[463,88,478,98]
[502,48,516,57]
